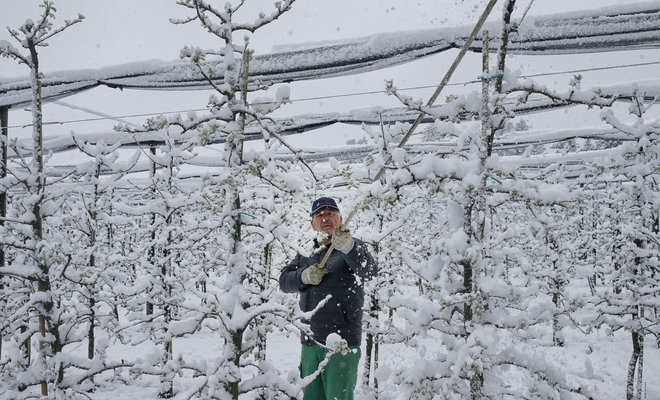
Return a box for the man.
[279,196,377,400]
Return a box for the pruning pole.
[319,0,499,269]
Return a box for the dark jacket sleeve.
[279,253,306,293]
[342,238,377,281]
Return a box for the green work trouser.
[300,344,360,400]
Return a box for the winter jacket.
[279,238,377,347]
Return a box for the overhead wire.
[6,59,660,130]
[518,0,536,27]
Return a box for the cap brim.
[310,205,339,216]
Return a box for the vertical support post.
[480,30,491,161]
[0,106,7,269]
[0,106,7,268]
[465,29,490,400]
[478,28,491,243]
[0,106,8,361]
[147,145,156,316]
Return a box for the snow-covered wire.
[518,0,536,27]
[7,59,660,130]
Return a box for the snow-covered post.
[0,2,83,394]
[0,106,6,360]
[0,106,6,270]
[147,145,157,317]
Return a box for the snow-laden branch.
[174,0,296,36]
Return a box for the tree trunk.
[551,290,564,347]
[627,327,641,400]
[147,145,157,316]
[87,177,101,360]
[256,243,272,361]
[636,336,644,400]
[88,295,96,360]
[466,0,516,394]
[374,334,380,394]
[462,259,474,325]
[159,212,174,399]
[227,329,244,400]
[28,36,63,396]
[470,371,484,400]
[364,334,373,385]
[156,154,176,399]
[19,325,31,372]
[222,43,251,400]
[363,238,381,387]
[494,1,515,95]
[551,255,565,347]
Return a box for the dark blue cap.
[310,197,339,216]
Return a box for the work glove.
[301,263,326,285]
[331,229,354,254]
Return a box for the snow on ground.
[75,314,660,399]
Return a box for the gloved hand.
[301,263,326,285]
[331,229,354,254]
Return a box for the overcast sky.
[1,0,635,75]
[0,0,652,149]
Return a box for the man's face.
[311,208,342,236]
